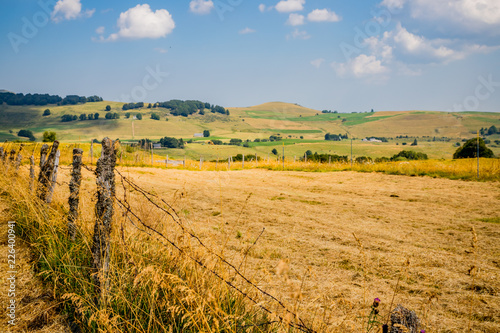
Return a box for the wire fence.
[2,140,318,332]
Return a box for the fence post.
[166,154,169,168]
[68,149,83,240]
[45,150,60,204]
[183,156,186,168]
[228,156,231,169]
[37,141,59,202]
[242,154,245,169]
[0,147,4,165]
[40,144,49,169]
[199,156,203,169]
[90,141,94,165]
[29,155,35,192]
[92,138,117,304]
[15,145,23,172]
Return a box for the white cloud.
[332,54,388,78]
[51,0,94,22]
[310,58,325,68]
[307,9,341,22]
[390,24,462,61]
[189,0,214,15]
[107,4,175,41]
[381,0,500,33]
[155,47,168,54]
[380,0,406,10]
[286,13,305,26]
[259,4,272,12]
[275,0,305,13]
[287,28,311,40]
[239,27,256,34]
[95,26,105,35]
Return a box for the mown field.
[2,161,499,332]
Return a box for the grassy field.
[1,160,499,332]
[1,101,500,160]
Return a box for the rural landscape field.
[2,0,500,332]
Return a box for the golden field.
[1,153,499,332]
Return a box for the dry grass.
[1,144,499,332]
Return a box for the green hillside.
[1,101,499,160]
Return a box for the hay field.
[50,166,500,332]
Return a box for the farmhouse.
[193,133,203,138]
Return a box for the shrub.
[43,109,51,116]
[391,150,428,161]
[151,113,160,120]
[453,138,494,159]
[42,131,56,142]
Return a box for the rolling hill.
[1,101,499,159]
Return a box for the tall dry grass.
[0,167,290,332]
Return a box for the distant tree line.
[154,100,229,117]
[480,126,498,136]
[122,102,144,110]
[159,137,185,149]
[61,113,100,122]
[325,133,348,141]
[0,92,102,106]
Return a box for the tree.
[411,139,418,146]
[453,138,494,159]
[105,112,113,119]
[125,113,131,119]
[147,103,152,108]
[136,113,142,120]
[43,131,56,142]
[17,129,34,138]
[271,148,278,155]
[203,130,210,137]
[487,125,498,136]
[79,114,87,121]
[151,113,160,120]
[105,105,111,111]
[94,112,99,119]
[43,109,51,116]
[305,150,313,156]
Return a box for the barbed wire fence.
[1,139,319,333]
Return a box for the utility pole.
[477,130,480,179]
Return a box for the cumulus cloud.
[286,13,305,26]
[259,4,272,12]
[310,58,325,68]
[95,26,105,35]
[239,27,256,34]
[381,0,500,33]
[380,0,406,11]
[275,0,305,13]
[287,28,311,40]
[106,4,175,41]
[332,54,388,77]
[51,0,94,22]
[307,9,341,22]
[189,0,214,15]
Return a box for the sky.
[1,0,500,112]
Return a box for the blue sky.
[1,0,500,112]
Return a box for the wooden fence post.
[15,145,23,172]
[29,155,35,192]
[166,154,169,168]
[68,149,83,240]
[40,144,49,169]
[37,141,59,202]
[242,154,245,169]
[0,147,4,165]
[92,138,117,304]
[45,150,60,204]
[90,141,94,165]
